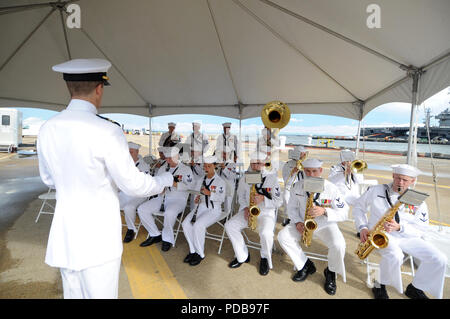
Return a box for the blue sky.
[17,86,449,137]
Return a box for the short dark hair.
[65,81,103,97]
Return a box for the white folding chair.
[204,181,239,254]
[121,213,142,239]
[153,208,186,247]
[205,210,232,254]
[363,254,415,288]
[35,188,56,223]
[242,208,279,252]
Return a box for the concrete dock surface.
[1,135,449,300]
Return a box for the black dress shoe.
[405,283,429,299]
[161,241,172,252]
[323,267,337,295]
[292,259,316,282]
[123,229,135,243]
[139,235,162,247]
[259,258,270,276]
[184,253,196,263]
[189,253,204,266]
[372,284,389,299]
[228,254,250,268]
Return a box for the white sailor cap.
[340,149,355,162]
[222,122,231,128]
[157,146,165,153]
[391,164,421,178]
[128,142,141,150]
[302,158,323,168]
[192,122,201,126]
[163,147,180,158]
[249,151,267,163]
[288,145,306,159]
[168,122,176,127]
[52,58,111,85]
[203,156,217,164]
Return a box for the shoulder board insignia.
[96,114,121,127]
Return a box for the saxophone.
[355,201,402,260]
[248,184,261,231]
[301,193,318,247]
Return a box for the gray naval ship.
[363,107,450,143]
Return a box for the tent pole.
[148,104,153,157]
[406,70,422,166]
[238,103,243,173]
[355,120,362,156]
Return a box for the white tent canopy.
[0,0,449,124]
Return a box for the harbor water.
[283,135,450,156]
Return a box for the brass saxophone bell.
[261,101,291,129]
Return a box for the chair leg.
[35,199,47,223]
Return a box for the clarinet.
[191,176,207,224]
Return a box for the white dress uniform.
[256,129,280,154]
[182,170,227,258]
[277,176,349,281]
[328,163,364,207]
[282,159,305,206]
[217,161,237,216]
[118,153,150,232]
[352,182,448,298]
[184,128,210,158]
[215,128,240,161]
[137,160,195,245]
[37,94,173,298]
[225,170,283,269]
[188,162,206,211]
[159,125,181,147]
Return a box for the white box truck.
[1,108,22,152]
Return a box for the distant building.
[1,108,22,151]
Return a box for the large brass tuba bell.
[261,101,291,129]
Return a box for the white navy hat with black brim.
[52,58,112,85]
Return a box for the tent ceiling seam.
[58,6,72,60]
[232,0,360,101]
[0,7,56,74]
[258,0,408,70]
[75,25,149,106]
[206,0,243,105]
[0,0,80,16]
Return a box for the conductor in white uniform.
[353,164,447,299]
[37,59,174,299]
[118,142,150,243]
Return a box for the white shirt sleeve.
[37,138,55,188]
[103,127,173,197]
